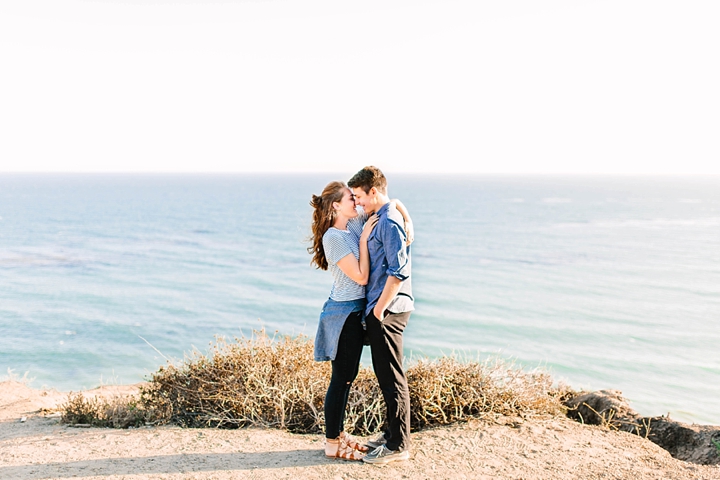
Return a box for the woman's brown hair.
[308,181,347,270]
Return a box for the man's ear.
[369,187,377,196]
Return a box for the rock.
[565,390,720,466]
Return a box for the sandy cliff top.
[1,381,718,480]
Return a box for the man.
[348,166,413,465]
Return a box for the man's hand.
[374,276,402,322]
[373,305,385,322]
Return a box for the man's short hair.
[347,166,387,194]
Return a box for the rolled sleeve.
[383,219,410,281]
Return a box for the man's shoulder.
[377,205,405,242]
[382,204,404,227]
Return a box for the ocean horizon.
[1,173,718,425]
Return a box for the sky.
[1,0,718,175]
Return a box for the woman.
[308,181,412,461]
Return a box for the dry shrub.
[61,392,149,428]
[133,330,571,434]
[331,368,384,435]
[141,331,331,432]
[408,357,569,430]
[60,330,572,432]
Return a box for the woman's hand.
[390,199,414,246]
[360,214,379,241]
[404,219,414,246]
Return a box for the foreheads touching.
[347,166,388,213]
[347,166,387,195]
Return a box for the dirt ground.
[1,380,718,480]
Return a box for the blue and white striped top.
[322,213,367,301]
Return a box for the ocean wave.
[0,254,87,267]
[553,218,720,229]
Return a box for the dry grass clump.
[407,356,571,430]
[62,330,574,433]
[61,392,150,428]
[141,331,330,432]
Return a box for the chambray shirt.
[365,202,414,316]
[314,297,366,361]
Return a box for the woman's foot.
[339,431,369,453]
[325,436,365,461]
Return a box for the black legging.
[324,310,364,439]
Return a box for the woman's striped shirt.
[322,214,367,301]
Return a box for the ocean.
[1,174,718,425]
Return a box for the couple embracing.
[308,166,414,465]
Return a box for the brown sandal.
[339,431,369,453]
[325,437,365,461]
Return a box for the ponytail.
[307,181,346,270]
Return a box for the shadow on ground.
[0,449,341,479]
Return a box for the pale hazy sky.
[1,0,718,174]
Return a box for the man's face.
[351,187,376,214]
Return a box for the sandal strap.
[339,431,369,453]
[325,438,364,461]
[337,441,364,460]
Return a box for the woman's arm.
[391,199,414,246]
[335,214,378,285]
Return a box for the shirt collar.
[375,202,391,217]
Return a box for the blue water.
[1,174,719,425]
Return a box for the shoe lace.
[369,445,388,457]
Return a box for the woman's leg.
[324,310,364,440]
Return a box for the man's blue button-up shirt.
[365,202,414,316]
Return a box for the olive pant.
[366,310,411,452]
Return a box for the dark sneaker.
[365,433,387,450]
[362,445,410,465]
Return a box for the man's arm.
[373,276,402,321]
[372,213,410,321]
